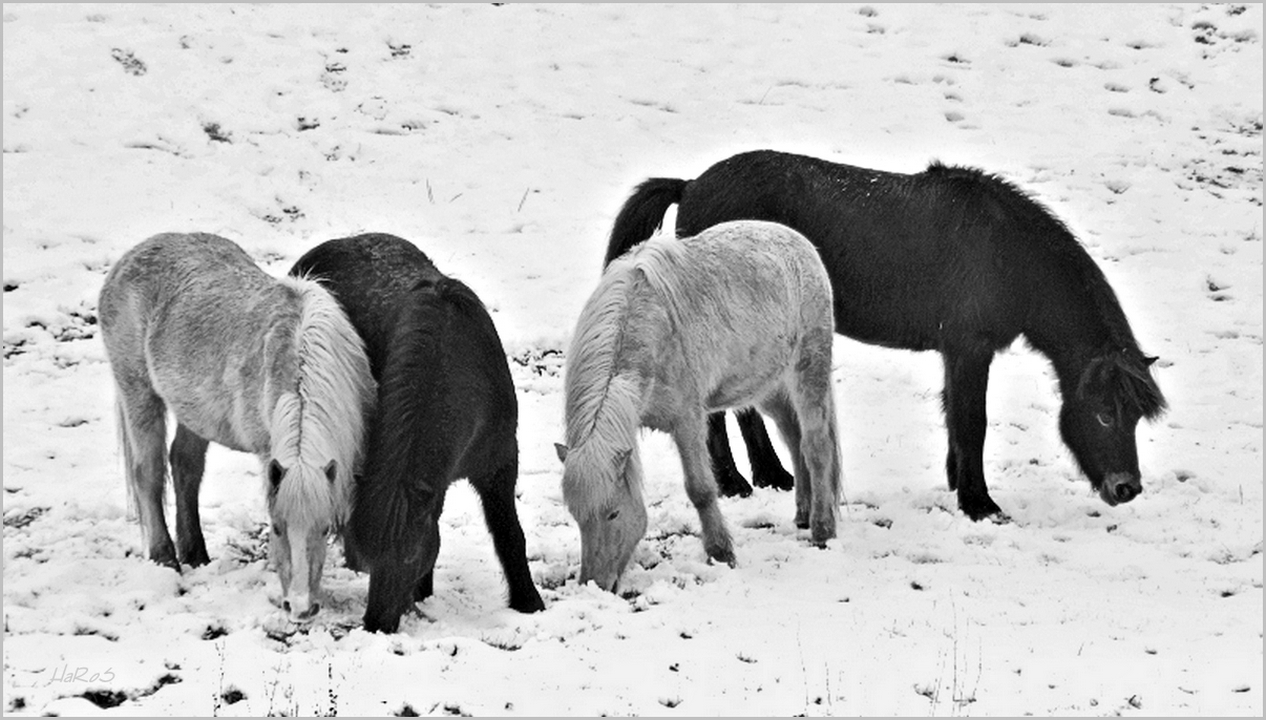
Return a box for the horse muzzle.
[284,593,321,622]
[1099,472,1142,506]
[579,565,619,594]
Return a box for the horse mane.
[269,276,375,529]
[350,277,491,558]
[925,161,1167,419]
[1080,351,1168,420]
[627,238,697,333]
[562,256,647,520]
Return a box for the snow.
[2,3,1261,716]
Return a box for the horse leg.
[472,462,545,613]
[737,408,795,492]
[943,349,1002,520]
[170,424,211,567]
[758,394,812,529]
[413,487,446,604]
[706,412,753,498]
[674,414,736,566]
[118,389,178,569]
[790,392,842,546]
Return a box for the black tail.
[603,178,689,266]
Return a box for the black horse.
[291,233,544,633]
[605,150,1167,521]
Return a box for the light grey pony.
[98,233,375,621]
[556,220,843,593]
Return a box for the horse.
[98,232,375,621]
[557,220,843,593]
[604,149,1167,521]
[290,233,544,633]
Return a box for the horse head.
[1060,349,1167,506]
[266,457,341,622]
[558,442,648,593]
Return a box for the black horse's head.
[1060,350,1167,505]
[349,483,443,634]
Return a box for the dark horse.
[605,150,1167,521]
[291,233,544,633]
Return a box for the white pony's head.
[266,279,374,622]
[556,439,648,593]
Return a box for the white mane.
[268,276,375,528]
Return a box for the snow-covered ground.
[3,3,1261,716]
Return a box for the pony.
[290,233,544,633]
[98,232,375,621]
[558,220,843,593]
[604,149,1167,521]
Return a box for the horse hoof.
[717,477,753,498]
[707,547,737,568]
[151,552,181,573]
[960,496,1004,522]
[180,548,211,568]
[510,591,546,614]
[810,521,836,546]
[753,466,795,492]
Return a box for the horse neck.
[349,304,457,559]
[561,371,642,521]
[270,279,374,523]
[564,262,648,450]
[1021,238,1142,396]
[374,307,453,474]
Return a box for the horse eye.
[1095,412,1114,428]
[607,510,621,521]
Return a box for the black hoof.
[151,547,181,572]
[714,467,753,498]
[752,465,795,492]
[180,546,210,568]
[959,496,1004,522]
[510,590,546,613]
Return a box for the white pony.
[98,232,375,621]
[557,220,844,592]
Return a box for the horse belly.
[158,389,260,455]
[702,338,796,411]
[145,341,265,455]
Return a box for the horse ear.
[267,459,285,488]
[1144,355,1159,367]
[554,443,569,463]
[324,460,338,484]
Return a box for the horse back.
[291,233,517,479]
[439,281,519,476]
[626,222,833,414]
[677,151,1032,351]
[100,233,297,454]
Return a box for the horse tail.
[604,178,689,266]
[114,394,140,523]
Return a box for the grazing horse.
[605,149,1167,520]
[291,233,544,633]
[98,232,375,621]
[558,220,843,593]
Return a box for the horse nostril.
[1114,483,1139,502]
[283,600,291,613]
